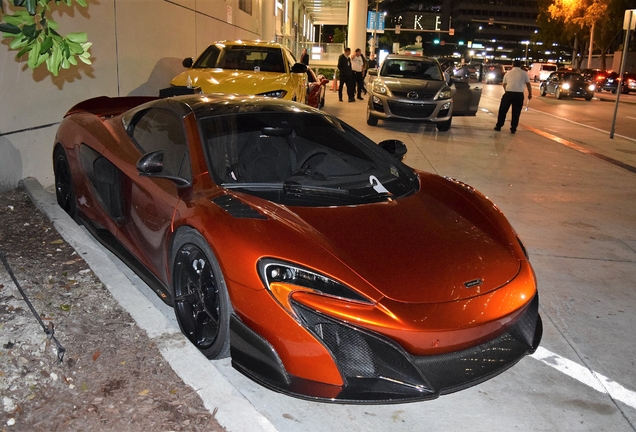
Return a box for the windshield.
[380,59,443,81]
[193,45,286,72]
[198,111,418,206]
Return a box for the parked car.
[483,64,505,84]
[539,72,594,101]
[366,55,454,131]
[306,67,329,109]
[528,63,558,82]
[599,71,636,94]
[580,69,608,92]
[169,40,308,103]
[53,94,541,403]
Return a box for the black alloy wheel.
[53,146,77,220]
[172,229,231,359]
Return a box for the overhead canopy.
[304,0,349,25]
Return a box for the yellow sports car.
[170,41,308,103]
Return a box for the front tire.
[366,106,378,126]
[556,87,563,99]
[436,117,452,132]
[539,85,546,97]
[53,145,77,221]
[171,228,231,359]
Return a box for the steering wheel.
[297,150,328,172]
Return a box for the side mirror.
[379,139,407,161]
[182,57,194,68]
[291,63,308,74]
[137,151,191,187]
[368,68,378,76]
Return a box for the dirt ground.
[0,187,225,431]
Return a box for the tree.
[547,0,609,68]
[0,0,91,76]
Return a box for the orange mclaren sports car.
[53,94,541,403]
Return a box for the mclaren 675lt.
[53,94,542,403]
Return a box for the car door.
[123,107,191,281]
[547,73,558,93]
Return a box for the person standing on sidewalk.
[494,60,532,134]
[351,48,365,100]
[338,47,355,102]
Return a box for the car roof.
[212,40,287,50]
[384,55,439,62]
[129,94,318,120]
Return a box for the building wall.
[0,0,261,191]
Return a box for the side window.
[130,108,191,179]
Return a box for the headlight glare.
[436,87,452,100]
[259,259,372,310]
[258,90,288,98]
[562,83,570,90]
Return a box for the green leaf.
[76,0,87,6]
[66,32,87,43]
[66,40,82,54]
[40,35,53,53]
[47,19,59,30]
[68,55,77,66]
[0,23,21,34]
[78,54,91,65]
[22,23,36,37]
[61,57,70,69]
[27,39,40,68]
[9,36,28,49]
[24,0,37,15]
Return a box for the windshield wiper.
[222,181,348,195]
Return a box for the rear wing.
[64,96,158,118]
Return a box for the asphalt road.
[35,85,636,432]
[482,82,636,141]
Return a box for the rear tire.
[171,228,231,359]
[436,117,452,132]
[53,145,77,221]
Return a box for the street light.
[522,40,530,65]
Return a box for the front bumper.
[368,93,452,123]
[230,293,542,403]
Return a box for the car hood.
[171,69,290,94]
[236,175,520,305]
[379,77,446,96]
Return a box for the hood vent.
[212,195,267,220]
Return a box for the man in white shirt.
[351,48,365,100]
[494,60,532,134]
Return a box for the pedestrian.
[300,48,309,66]
[367,53,377,70]
[351,48,365,100]
[338,47,355,102]
[494,59,532,134]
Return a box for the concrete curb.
[21,177,277,432]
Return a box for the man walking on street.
[338,47,355,102]
[494,60,532,134]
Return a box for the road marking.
[524,125,636,175]
[628,116,636,120]
[532,347,636,410]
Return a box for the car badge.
[407,91,419,99]
[390,166,399,177]
[464,278,483,288]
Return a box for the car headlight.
[259,259,373,313]
[372,82,392,96]
[488,72,495,80]
[435,86,452,100]
[258,90,288,98]
[588,83,596,91]
[562,83,570,90]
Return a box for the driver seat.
[239,133,296,183]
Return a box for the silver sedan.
[366,55,453,131]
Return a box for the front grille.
[387,101,436,118]
[292,293,541,399]
[392,91,436,100]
